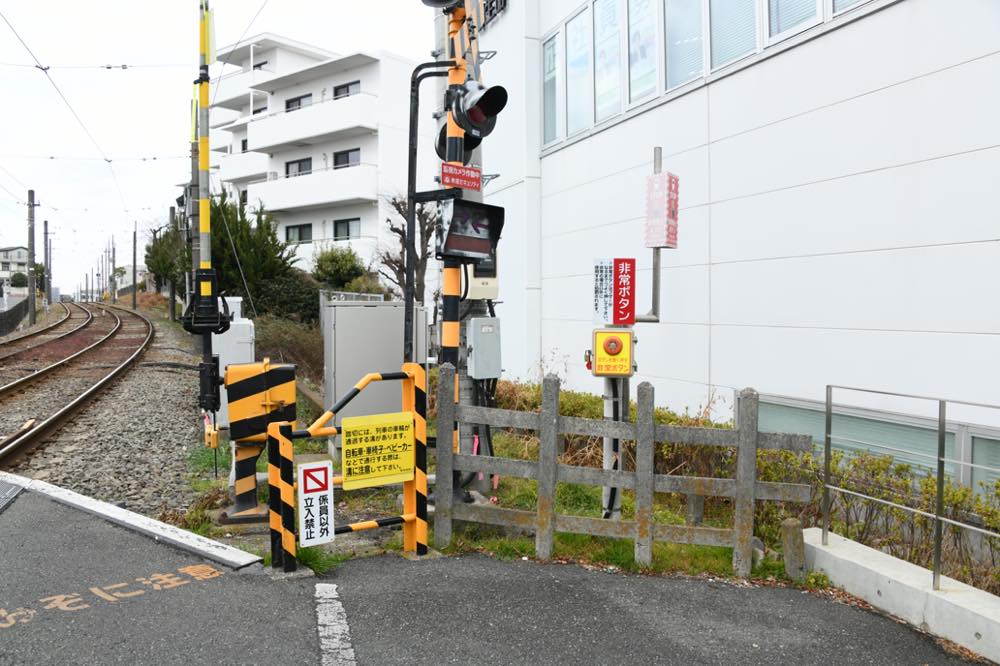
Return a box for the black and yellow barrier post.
[277,422,297,572]
[402,362,428,555]
[266,423,283,569]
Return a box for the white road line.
[315,583,357,666]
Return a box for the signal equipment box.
[467,317,501,379]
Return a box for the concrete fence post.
[781,517,806,581]
[535,374,560,560]
[434,363,456,550]
[732,388,760,577]
[634,382,655,567]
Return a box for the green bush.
[9,272,26,288]
[254,314,324,382]
[313,246,365,289]
[256,269,321,324]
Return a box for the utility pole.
[85,273,88,303]
[27,190,36,325]
[111,237,117,304]
[43,220,49,305]
[169,206,176,321]
[47,235,53,303]
[132,221,137,310]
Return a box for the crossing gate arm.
[305,371,412,437]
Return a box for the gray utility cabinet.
[323,301,427,426]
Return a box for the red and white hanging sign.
[594,257,636,326]
[644,172,679,249]
[441,163,482,191]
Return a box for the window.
[709,0,756,68]
[252,60,268,71]
[285,158,312,177]
[239,190,248,206]
[627,0,657,102]
[542,36,559,143]
[593,0,623,122]
[1,263,8,271]
[768,0,817,37]
[833,0,866,11]
[665,0,703,89]
[972,436,1000,493]
[286,224,313,243]
[285,94,312,112]
[334,218,361,240]
[565,10,592,134]
[240,138,248,153]
[333,81,361,99]
[333,148,360,169]
[253,105,267,115]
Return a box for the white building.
[472,0,1000,485]
[0,246,29,289]
[211,34,435,278]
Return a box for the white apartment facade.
[472,0,1000,486]
[0,246,29,288]
[211,34,435,277]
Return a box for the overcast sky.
[0,0,436,293]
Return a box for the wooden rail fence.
[434,364,813,576]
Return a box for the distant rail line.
[0,303,153,466]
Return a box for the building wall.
[481,0,1000,424]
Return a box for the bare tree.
[378,195,441,304]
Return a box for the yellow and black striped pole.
[232,443,264,518]
[197,0,211,276]
[266,422,283,569]
[278,422,297,572]
[402,363,428,555]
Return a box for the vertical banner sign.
[644,172,680,249]
[297,460,334,547]
[594,258,636,325]
[613,257,636,325]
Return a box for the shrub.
[313,246,365,289]
[254,314,324,383]
[9,272,26,288]
[255,269,321,324]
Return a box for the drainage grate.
[0,480,23,515]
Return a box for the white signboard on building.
[297,460,334,547]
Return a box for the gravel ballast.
[9,313,202,517]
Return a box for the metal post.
[169,206,177,321]
[635,147,662,324]
[823,385,832,546]
[27,190,36,325]
[43,220,49,304]
[132,221,137,310]
[404,61,454,363]
[111,238,117,304]
[933,400,946,590]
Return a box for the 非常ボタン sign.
[297,460,334,547]
[341,411,415,491]
[592,328,634,377]
[441,163,482,191]
[645,172,679,249]
[593,258,636,325]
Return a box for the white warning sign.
[297,460,334,547]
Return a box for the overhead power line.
[0,9,131,217]
[0,154,189,162]
[0,62,190,70]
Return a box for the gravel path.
[9,313,202,517]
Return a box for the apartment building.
[211,34,434,275]
[0,246,29,288]
[471,0,1000,488]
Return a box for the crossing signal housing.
[421,0,463,7]
[452,81,507,140]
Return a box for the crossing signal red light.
[452,81,507,140]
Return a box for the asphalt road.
[0,491,317,666]
[331,554,964,665]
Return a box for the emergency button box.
[591,329,634,377]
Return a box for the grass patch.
[297,546,351,575]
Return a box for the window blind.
[709,0,756,68]
[769,0,816,36]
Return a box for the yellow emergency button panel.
[592,329,634,377]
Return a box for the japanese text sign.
[297,460,334,547]
[441,163,482,191]
[341,412,415,491]
[593,258,636,326]
[645,171,679,249]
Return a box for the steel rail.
[0,301,70,346]
[0,302,92,362]
[0,304,154,464]
[0,304,120,398]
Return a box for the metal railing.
[821,385,1000,590]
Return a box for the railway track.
[0,303,154,466]
[0,301,77,358]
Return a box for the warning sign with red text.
[297,460,334,547]
[594,258,636,326]
[441,163,482,191]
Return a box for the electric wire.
[211,0,270,106]
[0,154,188,162]
[216,198,258,318]
[0,10,131,218]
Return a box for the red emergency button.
[603,335,624,356]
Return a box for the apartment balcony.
[219,150,270,183]
[247,163,378,212]
[210,68,276,111]
[247,93,378,153]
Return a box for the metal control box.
[467,317,501,379]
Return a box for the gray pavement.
[331,554,964,665]
[0,491,317,666]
